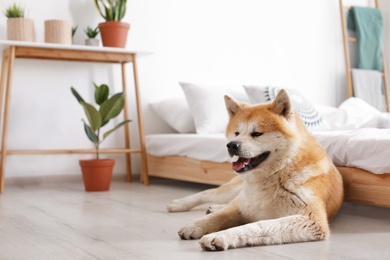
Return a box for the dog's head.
[224,89,303,175]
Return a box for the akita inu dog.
[167,89,344,251]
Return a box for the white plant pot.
[85,38,100,46]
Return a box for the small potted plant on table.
[5,3,35,42]
[71,83,131,191]
[94,0,129,48]
[84,26,100,46]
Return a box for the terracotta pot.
[7,18,35,42]
[79,159,115,192]
[99,21,130,48]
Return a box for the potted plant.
[5,3,35,42]
[71,83,131,191]
[84,26,100,46]
[94,0,129,48]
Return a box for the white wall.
[0,0,384,179]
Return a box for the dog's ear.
[271,89,293,119]
[224,95,241,118]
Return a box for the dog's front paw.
[199,232,230,251]
[178,223,207,240]
[167,199,192,212]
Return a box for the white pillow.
[243,85,330,131]
[150,98,196,133]
[180,82,250,134]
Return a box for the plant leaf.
[94,0,107,20]
[94,0,126,21]
[81,101,102,131]
[5,3,25,18]
[99,93,124,125]
[94,83,109,105]
[118,0,127,21]
[102,119,131,141]
[83,119,99,144]
[71,87,84,103]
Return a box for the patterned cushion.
[243,86,330,131]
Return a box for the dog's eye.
[235,132,239,136]
[251,132,263,137]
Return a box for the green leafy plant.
[71,83,131,160]
[94,0,127,21]
[72,26,78,38]
[85,26,100,39]
[5,3,25,18]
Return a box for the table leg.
[121,63,132,182]
[132,55,149,185]
[0,50,9,136]
[0,47,16,193]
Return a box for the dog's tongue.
[232,157,250,172]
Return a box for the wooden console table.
[0,40,150,192]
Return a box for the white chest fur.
[237,174,306,223]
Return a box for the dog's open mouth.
[231,151,270,173]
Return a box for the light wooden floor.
[1,176,390,260]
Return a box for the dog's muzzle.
[226,141,270,173]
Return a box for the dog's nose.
[227,141,241,156]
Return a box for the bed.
[146,83,390,208]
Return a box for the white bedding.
[314,129,390,174]
[146,134,228,163]
[147,96,390,175]
[146,128,390,175]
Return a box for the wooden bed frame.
[147,154,390,208]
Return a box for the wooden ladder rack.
[339,0,390,111]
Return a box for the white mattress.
[146,128,390,174]
[146,134,228,163]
